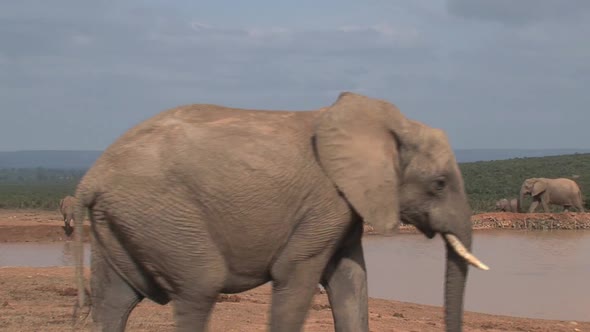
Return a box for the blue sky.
[1,0,589,151]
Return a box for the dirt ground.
[1,209,589,331]
[1,267,588,332]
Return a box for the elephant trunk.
[438,203,488,331]
[443,238,469,332]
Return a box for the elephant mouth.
[423,229,436,239]
[411,222,436,239]
[443,233,490,271]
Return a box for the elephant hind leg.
[541,199,550,212]
[169,262,224,330]
[169,257,228,331]
[172,295,218,332]
[90,247,144,332]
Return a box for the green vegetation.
[460,153,590,213]
[0,153,589,213]
[0,168,84,209]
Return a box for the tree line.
[460,153,590,213]
[0,168,83,209]
[0,153,589,212]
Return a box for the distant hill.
[454,149,590,163]
[1,150,590,211]
[0,150,102,169]
[0,148,589,169]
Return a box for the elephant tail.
[72,183,97,324]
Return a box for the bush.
[460,153,590,213]
[1,153,589,213]
[0,168,83,210]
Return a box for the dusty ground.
[1,267,588,332]
[1,209,590,331]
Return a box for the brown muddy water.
[1,230,589,321]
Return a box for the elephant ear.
[531,180,547,197]
[314,92,408,235]
[59,198,64,210]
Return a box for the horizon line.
[1,148,590,153]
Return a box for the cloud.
[337,23,419,42]
[446,0,590,25]
[150,20,421,51]
[1,1,590,150]
[71,34,92,46]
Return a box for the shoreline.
[364,211,590,235]
[1,209,590,243]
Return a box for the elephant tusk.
[443,234,490,271]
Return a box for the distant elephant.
[72,92,488,332]
[59,195,77,236]
[495,198,519,213]
[519,177,585,213]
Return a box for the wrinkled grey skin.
[73,92,476,332]
[59,195,77,236]
[494,198,519,213]
[520,178,585,213]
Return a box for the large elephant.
[495,198,519,213]
[59,195,77,236]
[519,177,585,213]
[72,92,488,332]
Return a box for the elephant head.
[59,195,77,236]
[315,92,488,331]
[495,198,509,211]
[520,178,546,204]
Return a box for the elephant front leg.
[268,230,341,332]
[268,264,327,331]
[528,200,540,213]
[321,237,368,332]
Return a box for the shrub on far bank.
[1,153,590,213]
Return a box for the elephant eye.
[433,178,446,192]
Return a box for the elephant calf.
[520,177,585,213]
[72,92,488,332]
[495,198,519,213]
[58,195,77,236]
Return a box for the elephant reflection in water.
[62,241,74,265]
